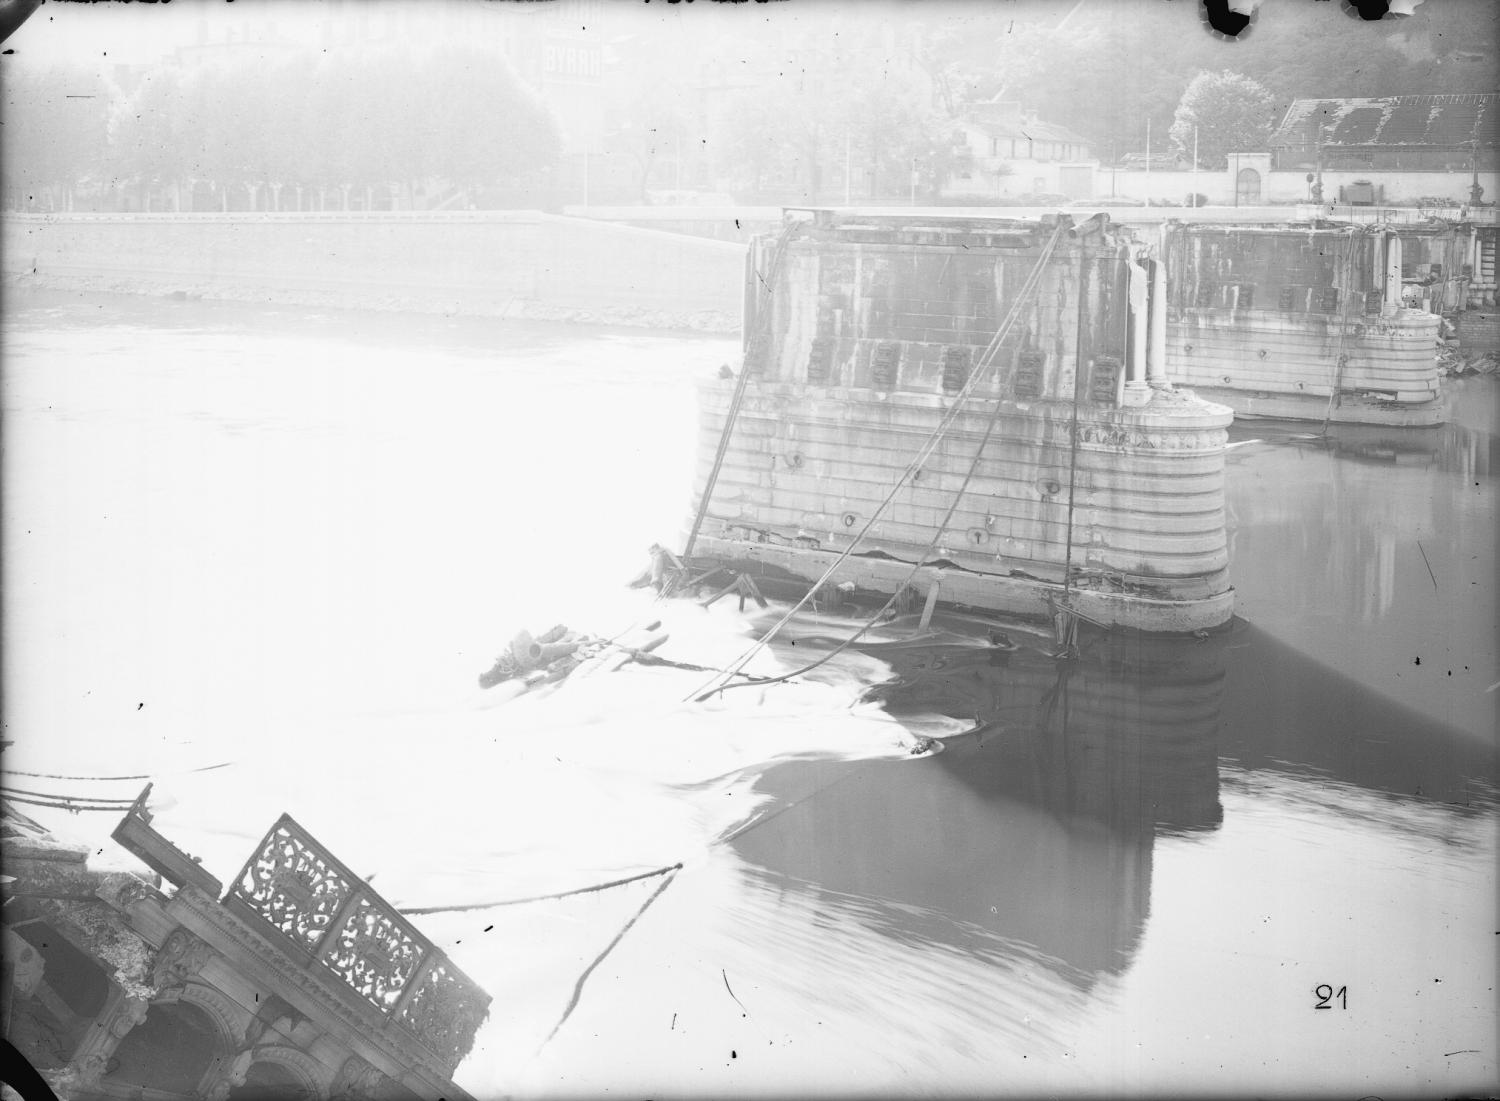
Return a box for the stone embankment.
[1,211,748,333]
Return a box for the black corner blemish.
[1414,656,1421,665]
[1342,0,1394,19]
[731,1050,737,1059]
[1199,0,1255,40]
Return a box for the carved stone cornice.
[166,885,471,1099]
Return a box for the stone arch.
[106,998,225,1094]
[174,980,251,1050]
[228,1046,328,1100]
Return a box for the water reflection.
[1280,421,1498,480]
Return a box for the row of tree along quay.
[3,45,562,214]
[2,0,1493,213]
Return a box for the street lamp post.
[1470,138,1485,206]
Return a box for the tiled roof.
[963,114,1093,148]
[1272,94,1497,149]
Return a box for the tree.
[1,64,112,209]
[717,27,955,204]
[110,67,187,208]
[416,46,561,202]
[1170,70,1278,169]
[611,73,693,202]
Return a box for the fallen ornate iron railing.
[225,814,490,1074]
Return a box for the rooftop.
[962,100,1093,149]
[1272,94,1498,149]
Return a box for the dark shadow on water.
[732,616,1496,988]
[1216,619,1498,805]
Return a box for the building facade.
[3,792,488,1101]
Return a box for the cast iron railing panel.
[321,896,423,1011]
[235,820,355,953]
[229,814,490,1073]
[398,961,489,1070]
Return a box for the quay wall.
[0,211,747,331]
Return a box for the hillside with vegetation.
[2,0,1494,211]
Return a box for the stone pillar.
[1128,258,1148,382]
[67,990,151,1091]
[1148,254,1170,389]
[1384,233,1403,313]
[1124,255,1151,406]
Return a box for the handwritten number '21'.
[1314,985,1348,1009]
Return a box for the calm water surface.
[3,289,1495,1099]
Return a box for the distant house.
[945,100,1095,199]
[1270,93,1498,172]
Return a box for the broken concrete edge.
[685,537,1237,636]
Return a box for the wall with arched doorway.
[1236,167,1262,205]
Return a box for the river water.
[3,288,1496,1099]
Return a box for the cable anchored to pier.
[686,218,1070,701]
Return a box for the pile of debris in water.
[1437,341,1499,377]
[476,622,686,701]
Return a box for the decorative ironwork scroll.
[397,961,488,1068]
[322,898,421,1011]
[233,820,354,953]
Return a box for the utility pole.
[844,133,852,206]
[1145,117,1151,198]
[1312,125,1325,204]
